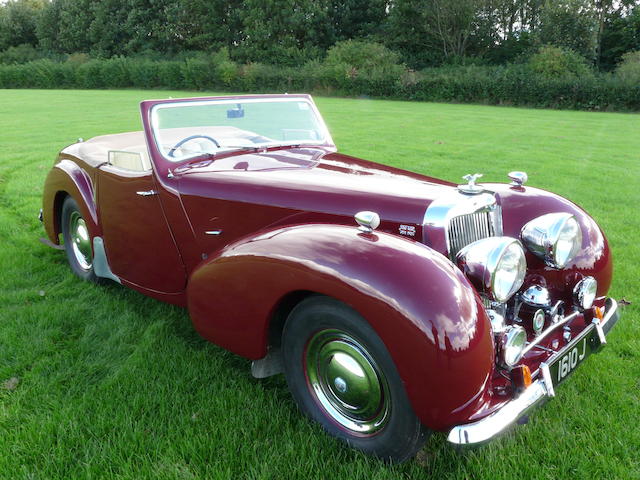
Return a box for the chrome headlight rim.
[457,237,527,304]
[499,325,527,368]
[521,212,582,269]
[573,276,598,310]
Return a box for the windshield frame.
[149,95,334,163]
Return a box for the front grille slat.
[447,207,501,259]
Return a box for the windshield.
[150,97,331,162]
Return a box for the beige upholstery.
[108,150,150,171]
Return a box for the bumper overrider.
[448,297,621,446]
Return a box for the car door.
[97,152,186,293]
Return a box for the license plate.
[548,325,602,386]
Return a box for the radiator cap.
[458,173,484,194]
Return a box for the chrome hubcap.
[69,211,91,270]
[305,329,390,434]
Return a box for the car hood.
[176,147,457,227]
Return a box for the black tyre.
[61,196,98,282]
[282,296,429,462]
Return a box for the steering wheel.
[168,135,221,158]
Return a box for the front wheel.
[282,296,429,462]
[61,196,99,282]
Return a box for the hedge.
[1,58,639,112]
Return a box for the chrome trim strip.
[593,318,607,344]
[205,230,223,236]
[423,191,498,228]
[539,362,555,397]
[447,298,620,446]
[601,298,620,334]
[521,311,579,357]
[136,190,157,196]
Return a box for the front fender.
[187,224,494,430]
[490,184,613,301]
[42,158,99,244]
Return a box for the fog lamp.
[499,325,527,368]
[573,276,597,310]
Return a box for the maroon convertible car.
[41,94,621,462]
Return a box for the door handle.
[136,190,157,196]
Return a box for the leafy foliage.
[324,40,405,77]
[528,45,594,79]
[536,0,599,61]
[1,0,640,111]
[0,0,46,50]
[1,0,639,70]
[1,54,639,112]
[615,49,640,82]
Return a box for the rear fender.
[187,224,494,430]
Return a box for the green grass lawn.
[0,90,638,480]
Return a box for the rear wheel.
[61,196,98,282]
[282,296,429,462]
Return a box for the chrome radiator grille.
[447,207,501,259]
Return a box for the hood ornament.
[458,173,484,194]
[508,171,528,187]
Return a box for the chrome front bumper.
[447,298,621,446]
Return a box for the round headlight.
[521,213,582,269]
[573,276,597,310]
[456,237,526,303]
[499,325,527,367]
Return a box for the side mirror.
[227,104,244,119]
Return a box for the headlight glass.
[554,216,581,268]
[573,276,597,310]
[521,213,582,269]
[457,237,526,304]
[492,242,527,303]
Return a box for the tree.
[236,0,335,65]
[598,1,640,70]
[386,0,497,67]
[330,0,388,41]
[175,0,243,52]
[0,0,46,50]
[124,0,185,54]
[385,0,445,68]
[537,0,598,61]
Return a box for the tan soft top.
[62,131,150,169]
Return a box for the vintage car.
[41,94,621,462]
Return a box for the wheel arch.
[266,290,318,349]
[187,224,495,431]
